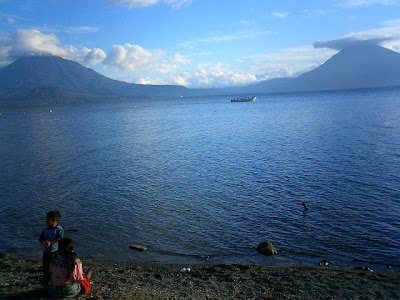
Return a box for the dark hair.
[46,211,61,222]
[58,238,78,280]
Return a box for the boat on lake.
[231,96,256,102]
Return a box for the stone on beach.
[354,266,374,272]
[179,267,191,273]
[129,244,148,251]
[318,260,331,266]
[256,241,278,255]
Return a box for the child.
[49,238,92,298]
[39,211,64,281]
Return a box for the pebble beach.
[1,255,399,299]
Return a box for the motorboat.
[231,96,256,102]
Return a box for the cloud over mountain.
[8,29,67,59]
[0,29,105,67]
[314,19,400,51]
[0,29,186,75]
[314,36,396,50]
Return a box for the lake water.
[0,87,399,270]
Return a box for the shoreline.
[1,256,400,299]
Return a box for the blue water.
[0,87,399,270]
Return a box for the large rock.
[129,244,148,252]
[257,241,278,255]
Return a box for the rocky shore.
[1,256,399,299]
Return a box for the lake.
[0,87,399,270]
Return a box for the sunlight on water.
[0,88,399,269]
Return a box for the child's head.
[58,238,78,279]
[46,211,61,228]
[58,238,75,254]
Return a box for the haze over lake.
[0,87,399,270]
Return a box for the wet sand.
[1,256,399,299]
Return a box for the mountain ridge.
[0,55,193,103]
[238,44,400,94]
[1,44,400,104]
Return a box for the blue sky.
[1,0,400,88]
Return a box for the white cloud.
[105,0,159,8]
[8,29,68,59]
[271,11,289,19]
[239,20,252,26]
[130,64,258,88]
[83,48,107,66]
[0,13,24,23]
[102,43,188,73]
[63,26,99,34]
[366,19,400,45]
[0,29,106,67]
[200,31,270,43]
[103,44,161,71]
[167,63,257,88]
[103,0,191,8]
[313,20,400,51]
[158,53,188,73]
[0,47,12,67]
[179,30,272,48]
[255,66,297,81]
[314,36,394,50]
[302,9,329,17]
[164,0,191,9]
[136,77,155,85]
[341,0,400,7]
[238,46,337,80]
[0,29,188,76]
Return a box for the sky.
[1,0,400,88]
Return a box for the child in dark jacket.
[39,211,64,281]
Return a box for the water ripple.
[1,90,400,269]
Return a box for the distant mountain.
[238,45,400,94]
[0,55,191,103]
[1,45,400,105]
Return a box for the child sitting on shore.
[39,211,64,281]
[48,238,92,298]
